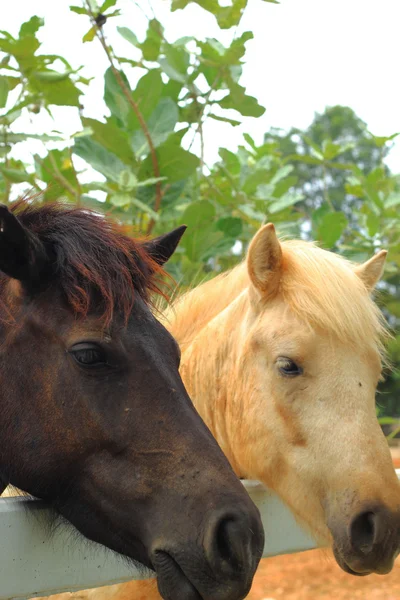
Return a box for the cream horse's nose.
[347,506,400,574]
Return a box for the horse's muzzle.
[332,505,400,576]
[151,505,264,600]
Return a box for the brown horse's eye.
[69,343,107,368]
[277,357,303,377]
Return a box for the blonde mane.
[165,239,389,358]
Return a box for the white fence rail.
[1,471,399,600]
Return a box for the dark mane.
[11,200,166,324]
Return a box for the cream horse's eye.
[277,357,303,377]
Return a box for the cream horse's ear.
[247,223,282,296]
[354,250,387,291]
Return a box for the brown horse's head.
[240,224,399,575]
[0,202,263,600]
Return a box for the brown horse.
[0,201,264,600]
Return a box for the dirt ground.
[247,548,400,600]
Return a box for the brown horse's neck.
[164,266,253,477]
[0,476,7,495]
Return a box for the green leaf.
[317,211,348,248]
[19,16,44,37]
[270,165,294,186]
[269,191,303,214]
[111,193,132,207]
[161,79,183,103]
[80,196,106,211]
[182,200,215,229]
[102,9,121,18]
[179,211,223,262]
[151,142,199,182]
[104,68,163,131]
[117,27,139,47]
[0,131,62,143]
[322,140,342,160]
[216,216,243,237]
[74,136,126,182]
[378,416,400,425]
[0,76,9,108]
[70,6,88,14]
[136,176,167,187]
[311,204,331,231]
[243,133,257,150]
[385,193,400,209]
[100,0,118,10]
[224,31,253,64]
[370,132,400,148]
[218,148,241,175]
[183,228,223,262]
[243,170,272,195]
[33,70,72,82]
[5,76,20,91]
[217,0,248,29]
[0,166,34,184]
[141,19,163,62]
[287,153,323,166]
[209,113,241,126]
[81,117,137,165]
[82,181,113,194]
[35,149,80,199]
[159,57,186,83]
[131,97,178,155]
[366,212,380,237]
[219,83,265,117]
[36,78,82,107]
[198,38,225,65]
[238,204,265,224]
[83,27,96,43]
[2,35,40,59]
[131,70,163,123]
[130,197,159,219]
[104,67,131,125]
[159,43,189,82]
[118,170,138,191]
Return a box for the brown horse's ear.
[143,225,187,265]
[0,204,48,283]
[247,223,282,297]
[354,250,387,292]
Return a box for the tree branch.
[84,1,161,234]
[41,154,80,201]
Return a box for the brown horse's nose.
[152,502,264,600]
[204,507,262,580]
[349,508,400,574]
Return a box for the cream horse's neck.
[165,264,249,347]
[163,264,254,477]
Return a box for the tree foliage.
[0,0,399,421]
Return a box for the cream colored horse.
[12,224,400,599]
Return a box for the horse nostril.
[215,517,245,569]
[350,511,377,555]
[205,510,254,577]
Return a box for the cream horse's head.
[240,224,400,576]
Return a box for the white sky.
[3,0,400,173]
